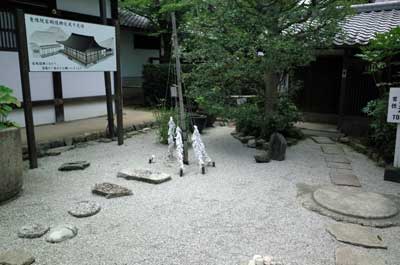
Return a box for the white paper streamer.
[191,125,212,169]
[175,126,184,170]
[167,116,176,158]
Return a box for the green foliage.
[233,95,301,139]
[183,0,352,121]
[0,85,20,129]
[154,107,179,144]
[358,27,400,75]
[363,95,396,162]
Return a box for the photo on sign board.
[25,14,116,72]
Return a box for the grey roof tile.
[334,1,400,46]
[118,8,152,31]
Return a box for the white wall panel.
[56,0,112,18]
[8,106,55,127]
[61,72,114,98]
[64,101,110,121]
[120,30,159,77]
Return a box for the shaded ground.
[1,126,400,265]
[21,107,154,145]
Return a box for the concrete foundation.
[0,127,23,202]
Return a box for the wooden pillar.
[52,72,64,123]
[99,0,115,138]
[338,50,349,129]
[114,19,124,145]
[16,9,38,169]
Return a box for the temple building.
[58,33,110,65]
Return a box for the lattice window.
[0,9,17,51]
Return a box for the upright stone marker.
[269,133,287,161]
[384,87,400,183]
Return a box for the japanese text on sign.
[387,88,400,123]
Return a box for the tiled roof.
[334,1,400,46]
[119,8,153,31]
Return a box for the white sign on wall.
[387,87,400,123]
[25,14,116,72]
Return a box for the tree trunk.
[263,71,279,116]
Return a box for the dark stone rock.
[58,161,90,171]
[384,166,400,183]
[0,249,35,265]
[247,139,257,148]
[254,152,271,163]
[72,135,86,144]
[18,224,49,239]
[262,142,270,151]
[269,133,287,161]
[239,136,255,144]
[75,142,89,148]
[255,139,266,148]
[339,136,350,144]
[286,127,305,140]
[92,182,132,199]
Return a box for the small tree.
[183,0,354,119]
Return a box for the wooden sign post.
[387,87,400,167]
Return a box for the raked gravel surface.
[1,126,400,265]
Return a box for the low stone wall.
[0,127,23,202]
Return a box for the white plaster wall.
[8,107,55,127]
[120,30,160,77]
[56,0,112,18]
[64,101,109,121]
[61,72,113,98]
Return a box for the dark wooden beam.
[338,50,349,129]
[20,95,115,108]
[16,9,38,169]
[52,72,64,123]
[100,0,115,138]
[114,18,124,145]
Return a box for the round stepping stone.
[18,223,49,239]
[46,224,78,243]
[313,187,398,219]
[68,201,101,218]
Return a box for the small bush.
[363,95,396,162]
[233,95,301,139]
[153,108,179,144]
[0,85,20,129]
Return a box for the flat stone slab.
[68,201,101,218]
[335,246,386,265]
[46,224,78,243]
[327,162,352,170]
[330,172,361,187]
[0,249,35,265]
[324,155,351,164]
[117,169,171,184]
[97,138,112,143]
[327,223,386,249]
[18,223,49,239]
[311,136,335,144]
[297,183,400,227]
[313,187,398,219]
[58,161,90,171]
[321,145,344,155]
[92,182,132,199]
[46,145,75,156]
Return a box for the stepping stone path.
[0,249,35,265]
[45,225,78,243]
[68,201,101,218]
[58,161,90,171]
[311,136,335,144]
[312,136,361,187]
[313,187,398,219]
[46,145,75,156]
[17,223,49,239]
[92,182,132,199]
[335,246,386,265]
[117,169,171,184]
[330,171,361,187]
[326,223,386,249]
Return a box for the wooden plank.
[113,19,124,145]
[100,0,115,138]
[52,72,64,123]
[16,9,37,169]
